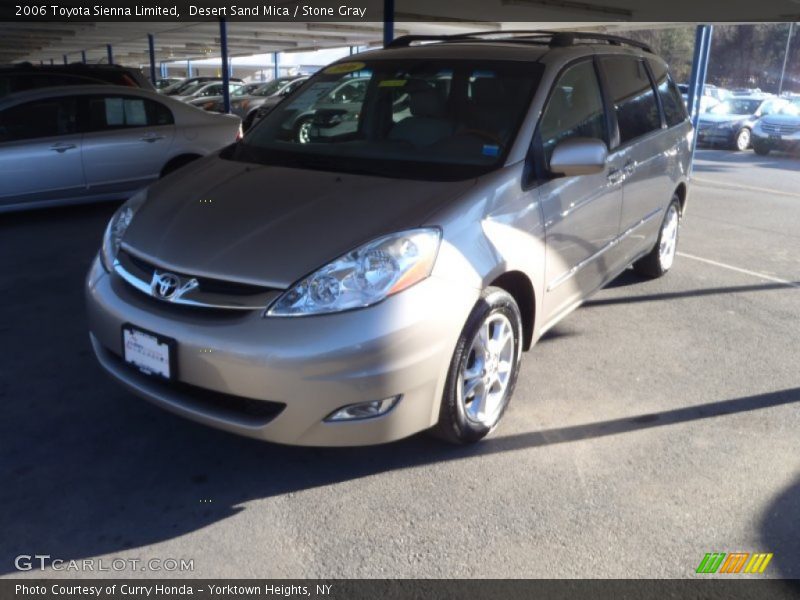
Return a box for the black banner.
[2,580,800,600]
[2,0,800,22]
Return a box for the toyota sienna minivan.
[87,31,692,446]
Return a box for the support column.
[383,0,394,47]
[63,54,68,64]
[147,33,157,84]
[687,24,713,172]
[272,51,279,79]
[106,44,113,65]
[81,50,86,64]
[187,59,192,78]
[219,18,231,113]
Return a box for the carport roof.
[1,20,689,66]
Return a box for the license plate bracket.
[121,324,176,380]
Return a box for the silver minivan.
[87,32,692,446]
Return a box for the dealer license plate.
[122,325,174,379]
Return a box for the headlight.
[100,190,147,271]
[267,228,441,317]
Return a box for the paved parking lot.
[1,149,798,580]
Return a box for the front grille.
[115,250,281,310]
[107,349,286,425]
[122,251,272,297]
[761,122,800,135]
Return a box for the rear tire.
[633,197,681,279]
[432,287,522,444]
[734,128,751,151]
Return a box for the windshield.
[252,79,290,97]
[710,99,761,115]
[178,81,209,96]
[235,59,543,181]
[233,85,256,97]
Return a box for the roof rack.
[386,30,652,53]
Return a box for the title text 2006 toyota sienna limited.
[87,31,692,446]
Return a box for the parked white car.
[0,85,241,212]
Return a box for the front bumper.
[696,125,737,146]
[86,256,477,446]
[751,130,800,152]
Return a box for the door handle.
[50,143,76,153]
[607,169,625,185]
[623,160,637,176]
[140,134,165,143]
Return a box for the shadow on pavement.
[760,475,800,584]
[584,282,798,307]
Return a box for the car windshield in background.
[235,59,543,180]
[252,79,288,97]
[710,99,762,115]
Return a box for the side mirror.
[549,137,608,177]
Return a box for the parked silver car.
[87,32,692,446]
[173,81,243,103]
[241,76,310,131]
[0,85,241,211]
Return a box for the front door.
[80,94,175,195]
[537,59,624,324]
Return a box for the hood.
[698,113,749,125]
[760,114,800,126]
[123,155,475,289]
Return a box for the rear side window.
[600,56,662,144]
[649,59,688,127]
[85,95,174,130]
[0,96,77,142]
[539,60,607,166]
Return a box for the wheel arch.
[488,270,536,351]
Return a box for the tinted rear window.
[601,56,662,144]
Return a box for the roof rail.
[386,30,652,53]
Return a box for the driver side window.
[539,61,607,167]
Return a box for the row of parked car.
[681,83,800,154]
[153,74,312,131]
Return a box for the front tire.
[753,141,771,156]
[633,197,681,279]
[433,287,523,444]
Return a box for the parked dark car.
[696,95,789,150]
[751,98,800,155]
[0,62,153,98]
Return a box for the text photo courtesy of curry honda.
[1,3,800,593]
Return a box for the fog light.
[324,396,400,422]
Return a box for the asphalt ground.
[1,149,798,580]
